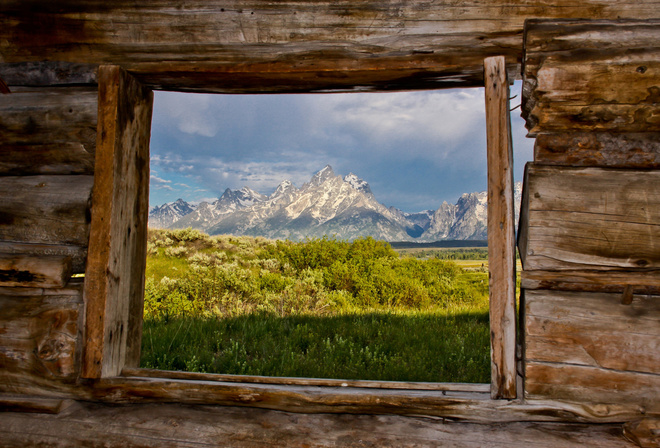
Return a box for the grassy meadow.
[141,229,491,383]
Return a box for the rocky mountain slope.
[149,165,522,242]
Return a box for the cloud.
[148,86,533,211]
[154,93,219,137]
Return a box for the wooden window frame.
[82,56,517,408]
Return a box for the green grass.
[141,304,490,383]
[140,229,493,383]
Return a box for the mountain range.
[149,165,522,242]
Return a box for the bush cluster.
[144,229,487,320]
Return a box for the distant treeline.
[389,240,488,249]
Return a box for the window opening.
[140,82,530,385]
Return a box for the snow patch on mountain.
[150,165,523,242]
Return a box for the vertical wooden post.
[484,56,517,399]
[82,66,153,378]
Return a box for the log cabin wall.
[1,2,660,446]
[0,66,98,397]
[519,20,660,414]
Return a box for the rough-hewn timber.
[82,66,152,379]
[0,402,639,448]
[0,242,87,275]
[2,3,660,93]
[521,270,660,295]
[518,164,660,271]
[0,87,97,152]
[0,175,92,247]
[533,133,660,169]
[0,282,84,394]
[0,254,72,288]
[525,290,660,374]
[523,19,660,135]
[484,55,517,400]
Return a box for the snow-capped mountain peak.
[148,198,196,229]
[305,165,336,188]
[344,173,373,197]
[149,166,523,243]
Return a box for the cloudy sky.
[149,81,533,213]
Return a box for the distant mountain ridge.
[149,165,522,242]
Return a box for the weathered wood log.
[0,285,83,391]
[0,62,97,87]
[122,367,490,393]
[75,374,652,423]
[0,395,73,414]
[518,165,660,271]
[525,362,660,413]
[533,133,660,168]
[0,401,639,448]
[83,66,152,379]
[0,254,72,288]
[0,242,87,274]
[0,76,9,94]
[484,55,517,400]
[623,418,660,448]
[0,143,95,175]
[524,290,660,375]
[2,3,660,92]
[521,270,660,295]
[523,20,660,135]
[0,87,97,150]
[0,175,92,247]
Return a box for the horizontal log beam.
[524,290,660,375]
[518,165,660,271]
[0,175,93,247]
[0,254,72,288]
[523,20,660,134]
[0,143,95,176]
[0,242,87,274]
[2,4,660,92]
[533,133,660,169]
[123,367,490,393]
[0,87,97,151]
[0,395,73,414]
[0,286,83,391]
[0,401,639,447]
[0,62,97,87]
[521,270,660,295]
[525,362,660,413]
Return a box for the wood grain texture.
[484,55,517,400]
[534,132,660,168]
[0,143,95,175]
[523,20,660,135]
[0,401,639,448]
[2,3,660,92]
[525,362,660,413]
[0,285,83,393]
[521,269,660,295]
[518,164,660,271]
[0,87,97,151]
[0,62,97,87]
[123,367,490,393]
[0,254,72,288]
[82,66,152,379]
[0,242,87,274]
[624,418,660,448]
[0,175,92,246]
[84,375,650,423]
[0,396,73,414]
[524,290,660,375]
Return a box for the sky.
[149,81,534,213]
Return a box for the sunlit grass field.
[140,229,492,383]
